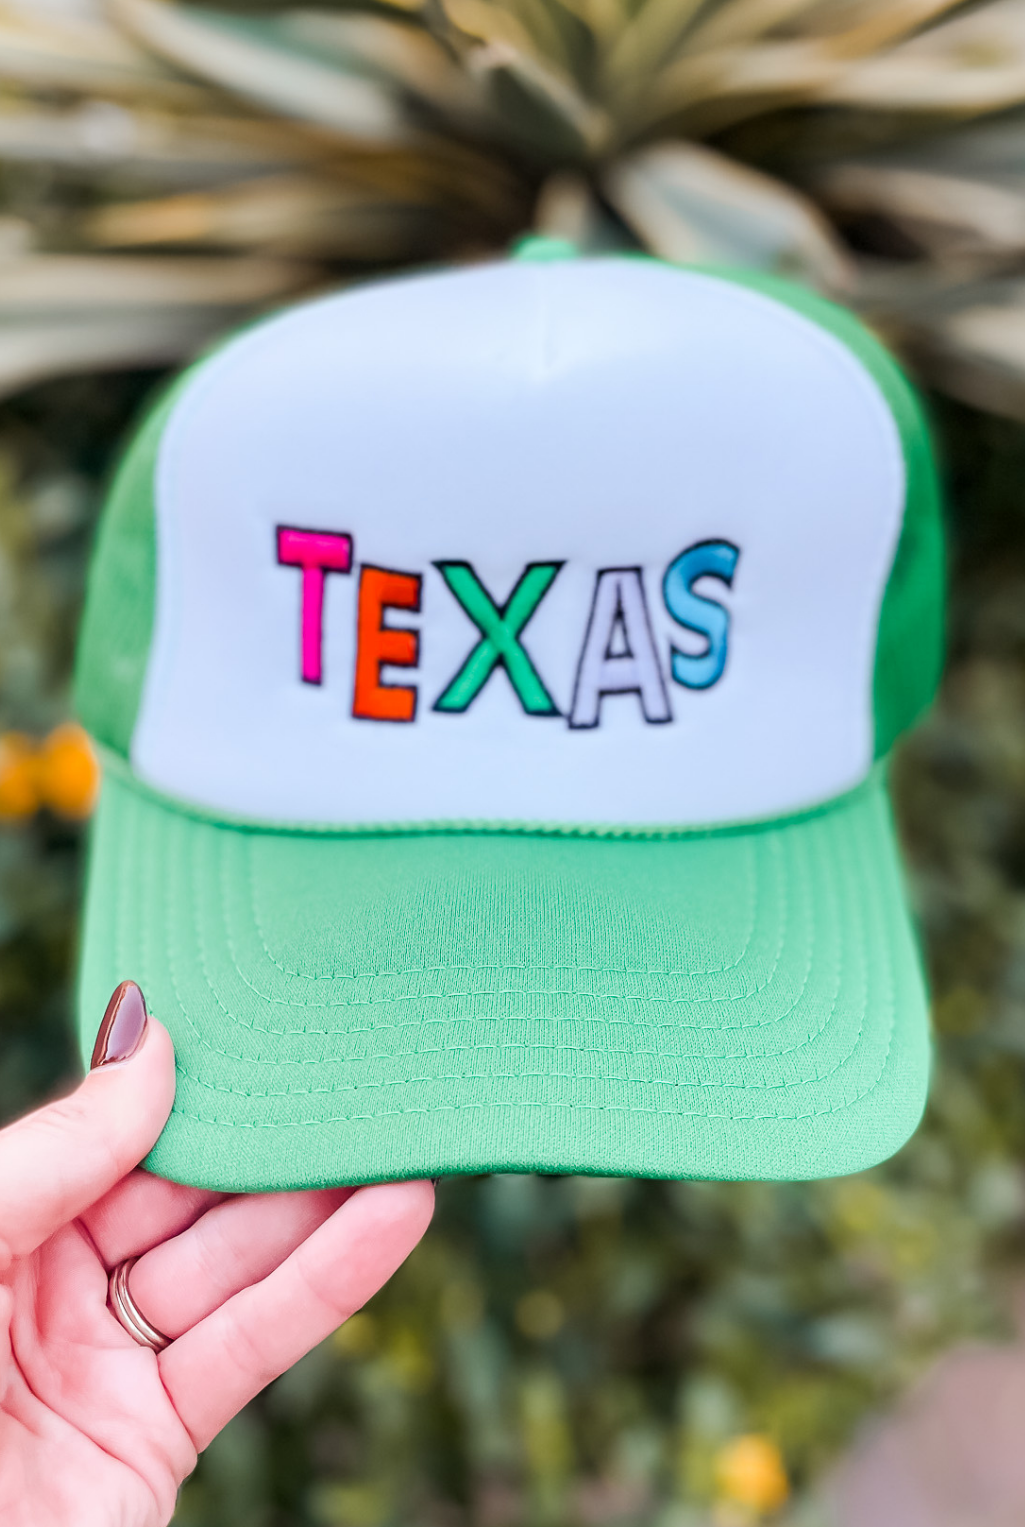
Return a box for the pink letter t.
[276,526,353,685]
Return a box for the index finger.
[160,1179,434,1451]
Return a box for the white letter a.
[569,567,671,729]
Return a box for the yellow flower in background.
[37,724,101,820]
[0,733,40,819]
[713,1434,789,1517]
[0,724,99,822]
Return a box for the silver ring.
[107,1257,172,1353]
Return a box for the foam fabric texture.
[77,764,929,1191]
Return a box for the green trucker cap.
[74,254,944,1192]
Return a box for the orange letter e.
[352,566,421,722]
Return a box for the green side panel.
[689,267,946,758]
[74,374,192,757]
[869,371,946,756]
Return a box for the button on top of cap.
[510,234,579,262]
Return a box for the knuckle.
[296,1261,352,1328]
[190,1216,236,1296]
[223,1306,276,1389]
[32,1094,92,1137]
[24,1094,123,1185]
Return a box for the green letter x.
[433,561,563,715]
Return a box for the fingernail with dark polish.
[91,981,148,1068]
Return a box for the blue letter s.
[663,540,739,690]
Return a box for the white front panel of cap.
[131,260,905,826]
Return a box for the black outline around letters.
[351,563,423,723]
[275,523,354,687]
[431,559,564,716]
[662,538,740,692]
[569,565,672,730]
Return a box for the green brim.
[77,769,930,1190]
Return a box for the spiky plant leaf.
[6,0,1025,415]
[604,139,853,286]
[109,0,413,137]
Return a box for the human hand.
[0,982,435,1527]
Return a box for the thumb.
[0,983,175,1267]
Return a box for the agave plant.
[5,0,1025,415]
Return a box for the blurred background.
[5,0,1025,1522]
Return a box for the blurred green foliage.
[2,376,1025,1526]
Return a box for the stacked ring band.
[107,1257,172,1353]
